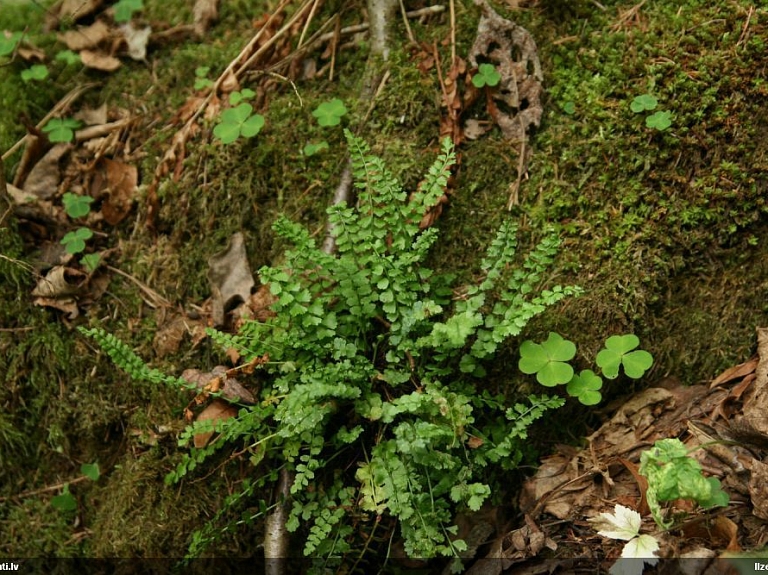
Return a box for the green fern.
[82,131,579,563]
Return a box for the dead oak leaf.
[193,399,238,448]
[90,157,137,225]
[58,20,111,52]
[80,49,121,72]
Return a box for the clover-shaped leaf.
[43,118,82,143]
[630,94,658,114]
[61,227,93,254]
[62,193,94,219]
[519,332,576,386]
[194,67,214,90]
[645,111,672,131]
[472,63,501,88]
[303,141,329,157]
[213,103,265,144]
[596,334,653,379]
[80,462,100,481]
[0,32,22,57]
[229,89,256,105]
[312,98,347,127]
[56,50,81,66]
[21,64,49,82]
[566,369,603,406]
[113,0,143,23]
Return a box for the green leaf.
[55,50,81,66]
[596,334,653,379]
[566,369,602,405]
[80,253,101,273]
[303,141,329,156]
[214,103,264,143]
[561,101,576,115]
[62,193,94,218]
[42,117,82,143]
[61,227,93,254]
[518,332,576,386]
[645,110,672,131]
[21,64,49,82]
[630,94,658,113]
[194,77,213,90]
[113,0,143,22]
[80,462,100,481]
[312,98,347,127]
[51,485,77,512]
[229,89,256,105]
[0,32,22,57]
[472,63,501,88]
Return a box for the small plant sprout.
[518,332,576,386]
[194,67,213,90]
[561,101,576,115]
[229,89,255,105]
[55,49,81,65]
[303,141,329,157]
[596,335,653,379]
[312,98,347,127]
[645,111,672,131]
[630,94,658,114]
[472,63,501,88]
[0,31,23,57]
[566,369,603,405]
[113,0,143,23]
[589,504,659,575]
[51,463,100,513]
[51,484,77,512]
[43,118,82,143]
[62,193,94,219]
[61,227,93,254]
[213,103,265,144]
[639,438,729,529]
[81,253,101,273]
[21,64,49,82]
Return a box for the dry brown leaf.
[182,366,256,404]
[91,158,137,225]
[711,357,758,388]
[32,296,79,318]
[58,0,103,21]
[193,0,220,36]
[75,103,109,126]
[742,328,768,435]
[23,144,71,200]
[469,0,543,142]
[31,265,85,297]
[58,20,111,51]
[18,46,46,61]
[80,49,121,72]
[193,399,237,448]
[119,23,151,61]
[208,233,255,327]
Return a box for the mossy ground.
[1,0,766,562]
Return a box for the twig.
[0,475,89,502]
[316,5,445,42]
[2,82,99,161]
[736,5,754,49]
[106,265,171,308]
[321,163,353,255]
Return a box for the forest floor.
[1,0,767,572]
